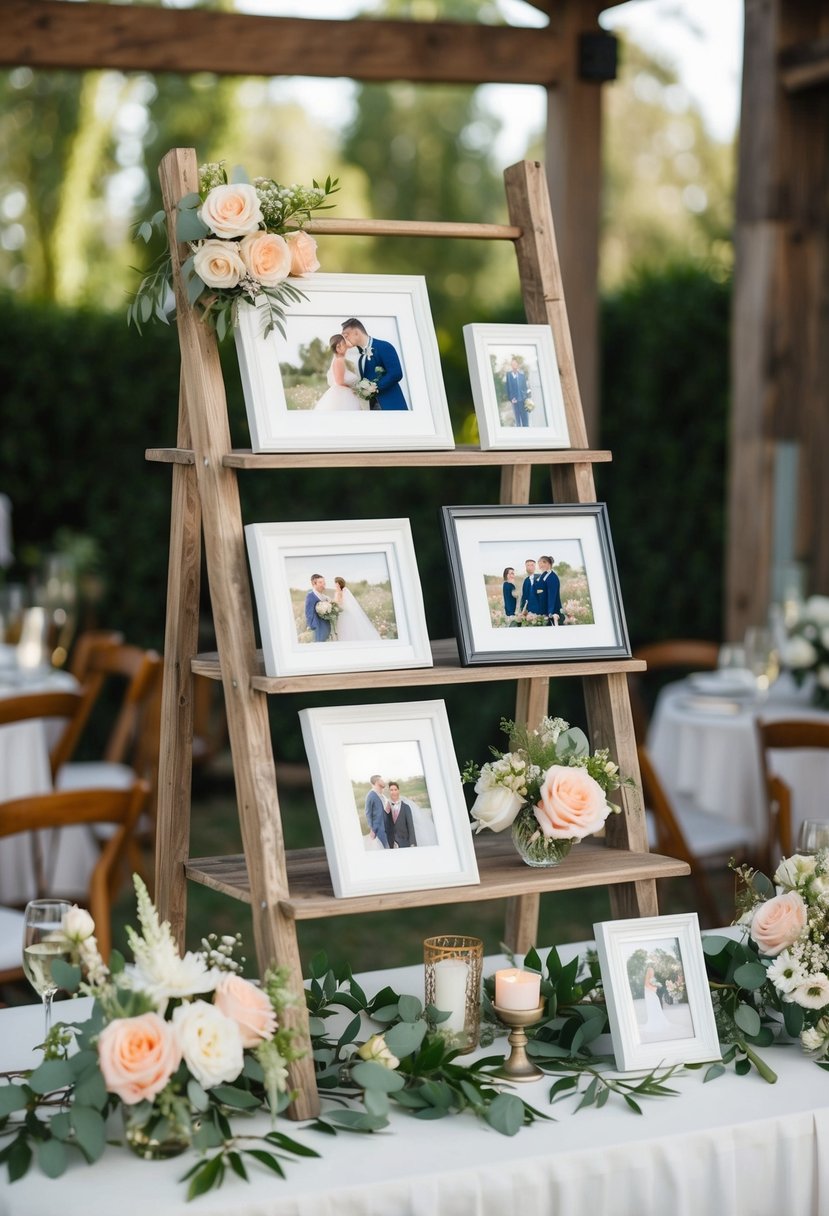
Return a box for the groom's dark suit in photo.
[540,570,562,622]
[521,572,537,615]
[360,337,409,412]
[305,589,330,642]
[505,365,530,427]
[389,799,417,848]
[364,788,390,848]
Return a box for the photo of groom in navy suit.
[536,555,562,624]
[505,357,530,427]
[342,318,410,412]
[305,573,331,642]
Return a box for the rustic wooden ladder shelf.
[150,147,688,1120]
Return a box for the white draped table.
[2,949,829,1216]
[0,666,97,905]
[648,674,829,851]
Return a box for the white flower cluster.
[781,595,829,696]
[253,178,327,231]
[537,716,568,746]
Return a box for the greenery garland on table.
[6,854,829,1200]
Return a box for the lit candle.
[433,958,469,1032]
[494,967,541,1011]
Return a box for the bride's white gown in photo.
[406,799,438,846]
[643,984,673,1033]
[337,587,380,642]
[313,359,362,413]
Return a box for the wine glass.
[743,626,779,694]
[797,820,829,855]
[22,899,73,1038]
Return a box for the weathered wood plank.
[3,1,565,84]
[145,446,613,469]
[779,36,829,91]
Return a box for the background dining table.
[0,653,97,905]
[647,671,829,852]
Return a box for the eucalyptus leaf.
[391,1088,430,1110]
[350,1060,406,1093]
[28,1058,73,1095]
[484,1092,525,1136]
[704,1062,726,1082]
[383,1018,427,1058]
[362,1088,391,1118]
[178,192,202,210]
[211,1084,261,1109]
[70,1105,107,1162]
[0,1085,28,1117]
[397,994,423,1023]
[73,1068,107,1110]
[36,1137,67,1179]
[192,1120,225,1150]
[230,164,250,184]
[702,935,734,956]
[734,1003,762,1037]
[51,959,81,992]
[49,1111,72,1141]
[370,1003,400,1024]
[176,207,209,243]
[783,1001,804,1037]
[322,1108,387,1133]
[187,1078,211,1112]
[733,961,767,990]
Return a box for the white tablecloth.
[648,674,829,850]
[0,669,97,904]
[2,950,829,1216]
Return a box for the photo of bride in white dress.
[627,941,695,1045]
[333,577,380,642]
[312,335,363,413]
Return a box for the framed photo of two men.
[441,504,631,666]
[234,273,454,452]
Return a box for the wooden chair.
[757,719,829,868]
[68,629,124,682]
[0,688,90,779]
[638,745,753,927]
[629,639,721,741]
[0,780,150,981]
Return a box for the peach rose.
[533,764,609,841]
[193,239,246,290]
[749,890,808,957]
[97,1012,181,1105]
[238,232,292,287]
[198,182,262,238]
[285,230,320,276]
[213,974,277,1048]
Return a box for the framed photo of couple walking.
[463,323,570,451]
[299,700,480,899]
[440,503,631,666]
[244,518,433,678]
[234,273,455,452]
[594,914,721,1072]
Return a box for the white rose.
[356,1033,399,1070]
[817,666,829,691]
[63,905,96,943]
[783,636,818,669]
[470,783,524,833]
[801,1025,825,1051]
[804,596,829,625]
[173,1000,244,1089]
[198,182,262,238]
[774,854,816,891]
[192,239,246,290]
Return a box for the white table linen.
[648,673,829,850]
[0,669,97,904]
[2,949,829,1216]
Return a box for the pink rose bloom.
[213,974,277,1048]
[750,891,808,956]
[239,231,292,286]
[286,230,320,276]
[533,764,609,841]
[98,1012,181,1105]
[199,182,262,238]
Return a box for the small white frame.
[594,913,721,1072]
[235,273,454,452]
[299,700,480,899]
[463,323,570,450]
[244,518,433,678]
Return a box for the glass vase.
[424,935,484,1053]
[122,1102,191,1161]
[510,807,574,868]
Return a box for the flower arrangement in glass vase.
[0,877,315,1199]
[779,594,829,708]
[128,161,338,340]
[462,716,628,867]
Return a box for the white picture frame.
[593,913,721,1072]
[244,518,433,678]
[234,273,454,452]
[299,700,480,899]
[463,323,570,450]
[441,503,630,665]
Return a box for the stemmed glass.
[797,820,829,856]
[22,899,72,1038]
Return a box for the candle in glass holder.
[494,967,541,1011]
[433,958,469,1032]
[424,935,483,1052]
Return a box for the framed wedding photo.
[440,503,630,666]
[463,323,570,451]
[593,914,721,1072]
[234,273,454,452]
[299,700,480,899]
[244,518,433,678]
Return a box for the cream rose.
[533,764,609,841]
[97,1013,181,1105]
[173,1000,244,1089]
[213,974,277,1048]
[774,853,816,891]
[285,230,320,276]
[749,890,808,956]
[199,182,262,238]
[63,904,95,943]
[470,784,524,833]
[193,239,246,290]
[357,1033,399,1070]
[238,232,291,286]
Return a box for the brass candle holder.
[492,1002,545,1082]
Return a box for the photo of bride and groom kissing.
[312,318,411,414]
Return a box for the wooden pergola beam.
[2,0,564,85]
[779,36,829,92]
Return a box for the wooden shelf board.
[185,836,690,919]
[146,446,612,469]
[190,639,646,692]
